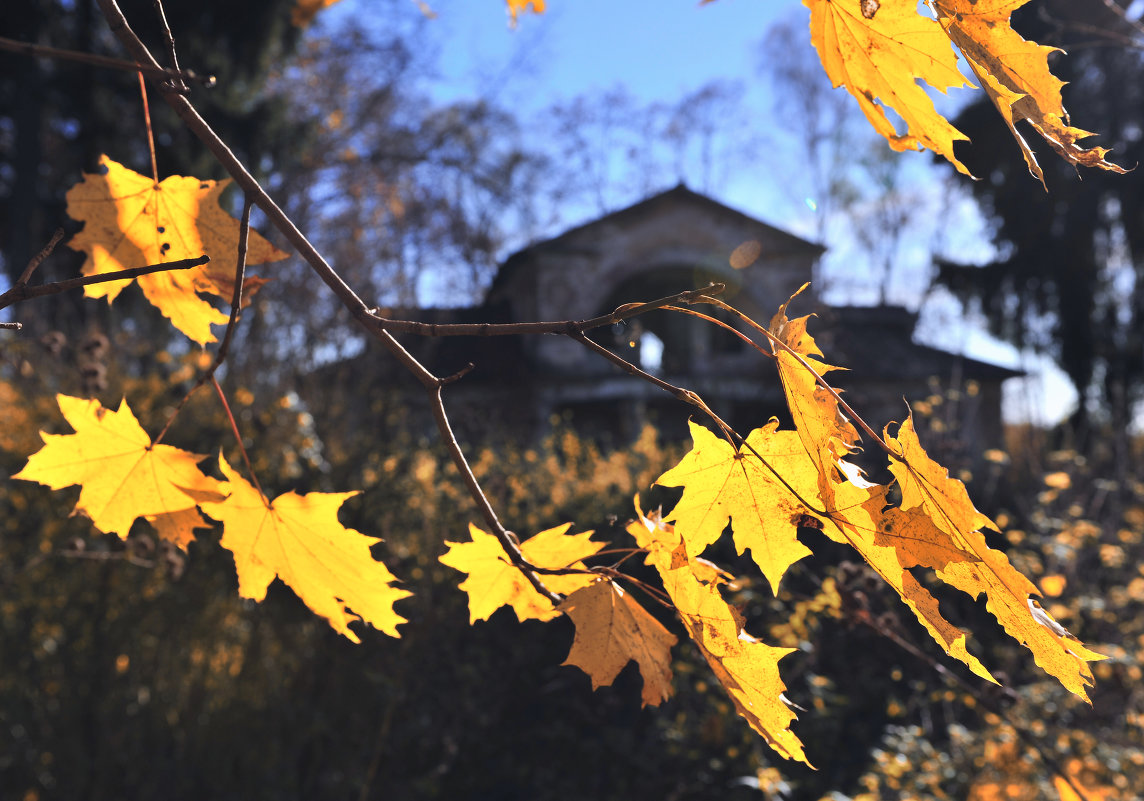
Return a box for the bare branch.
[0,255,208,310]
[0,35,215,86]
[17,228,65,286]
[94,0,560,607]
[377,282,727,337]
[149,0,188,93]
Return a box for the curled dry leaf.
[629,506,809,765]
[803,0,1125,183]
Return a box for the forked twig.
[17,228,66,285]
[0,35,215,86]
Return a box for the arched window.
[591,266,742,375]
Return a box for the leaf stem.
[154,197,251,446]
[212,375,266,503]
[0,35,215,86]
[138,71,159,184]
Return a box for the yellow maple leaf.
[655,420,819,595]
[66,155,286,345]
[14,394,223,541]
[506,0,545,23]
[804,0,973,174]
[439,522,604,623]
[887,416,1104,699]
[823,474,997,684]
[932,0,1127,187]
[768,284,860,480]
[627,498,734,586]
[804,0,1124,181]
[634,514,808,764]
[765,290,1103,694]
[559,579,678,707]
[199,455,410,641]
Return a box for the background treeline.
[2,0,1143,799]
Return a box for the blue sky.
[317,0,1076,423]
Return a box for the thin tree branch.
[17,228,65,285]
[662,303,775,361]
[212,375,267,502]
[0,255,208,309]
[704,294,898,458]
[427,383,561,605]
[570,331,728,427]
[0,35,215,86]
[149,0,188,93]
[376,283,726,337]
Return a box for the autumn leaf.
[766,284,1103,697]
[628,497,734,587]
[803,0,1124,182]
[14,394,223,542]
[439,522,604,623]
[655,420,819,595]
[630,506,809,765]
[768,290,993,681]
[506,0,545,24]
[199,455,410,641]
[66,155,286,345]
[768,283,860,481]
[559,579,677,707]
[804,0,972,174]
[932,0,1127,187]
[887,415,1105,699]
[819,472,998,684]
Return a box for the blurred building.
[309,185,1019,455]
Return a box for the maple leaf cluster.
[436,288,1103,763]
[16,394,410,642]
[804,0,1127,187]
[4,0,1125,780]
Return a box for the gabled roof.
[489,183,824,297]
[820,305,1024,382]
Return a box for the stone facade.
[309,185,1019,457]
